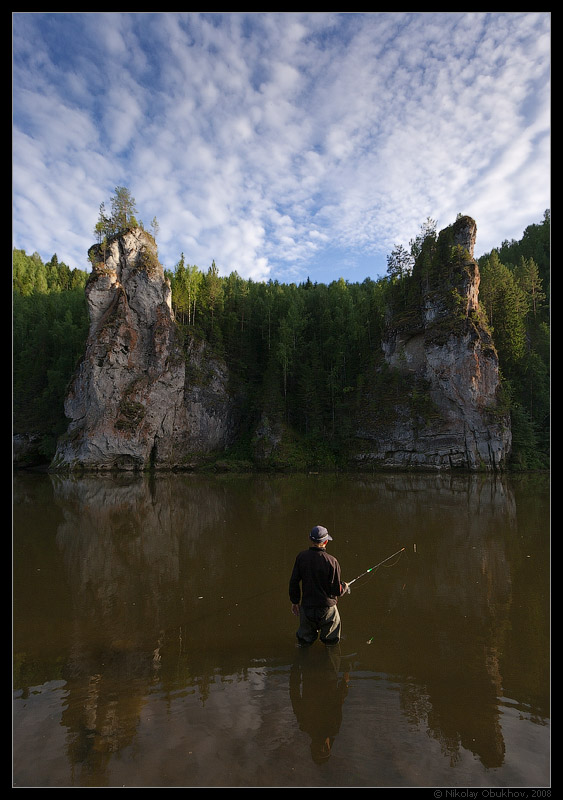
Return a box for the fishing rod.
[345,547,406,591]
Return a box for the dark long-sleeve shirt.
[289,547,345,608]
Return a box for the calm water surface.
[13,472,550,787]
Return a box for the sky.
[12,12,550,285]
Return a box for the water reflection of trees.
[50,474,233,784]
[348,474,517,770]
[36,472,549,783]
[48,473,310,782]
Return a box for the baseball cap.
[309,525,333,543]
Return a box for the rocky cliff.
[350,216,511,470]
[52,228,238,471]
[52,217,510,473]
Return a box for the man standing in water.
[289,525,349,647]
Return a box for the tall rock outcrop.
[351,216,511,471]
[52,229,237,471]
[51,217,511,473]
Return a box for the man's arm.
[329,558,349,597]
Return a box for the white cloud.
[12,12,550,281]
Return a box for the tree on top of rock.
[94,186,139,242]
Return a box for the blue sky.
[12,12,550,285]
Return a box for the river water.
[13,471,550,788]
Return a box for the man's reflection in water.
[289,644,350,763]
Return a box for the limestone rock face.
[353,216,511,471]
[52,229,236,471]
[51,217,511,473]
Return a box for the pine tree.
[480,250,527,373]
[94,188,139,242]
[110,186,138,232]
[386,244,413,280]
[515,256,546,319]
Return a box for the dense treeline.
[13,250,90,460]
[12,209,550,469]
[167,259,389,467]
[478,210,550,468]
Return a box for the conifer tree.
[110,186,138,232]
[94,187,139,241]
[515,256,546,319]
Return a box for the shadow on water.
[13,471,550,787]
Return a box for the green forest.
[13,206,550,471]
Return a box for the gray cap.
[309,525,332,543]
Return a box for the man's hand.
[343,582,351,594]
[291,603,300,616]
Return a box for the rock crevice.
[352,216,510,471]
[52,217,511,473]
[52,229,236,471]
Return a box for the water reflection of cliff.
[49,473,319,783]
[344,474,519,770]
[50,474,236,784]
[43,472,548,784]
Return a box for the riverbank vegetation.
[13,209,550,469]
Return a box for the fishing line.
[355,547,411,644]
[345,547,406,591]
[344,546,407,646]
